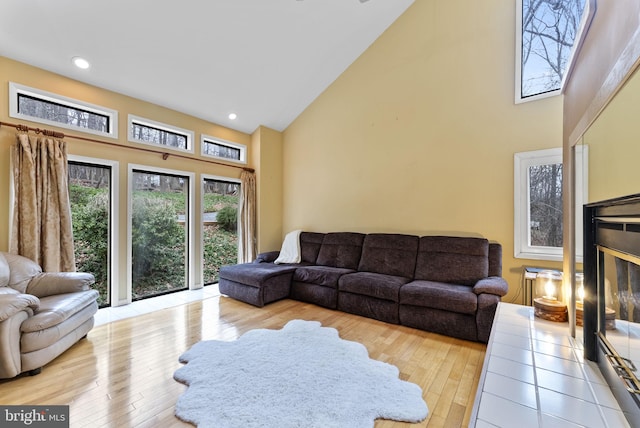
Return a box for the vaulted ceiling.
[0,0,414,134]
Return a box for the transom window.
[9,82,118,138]
[516,0,586,102]
[128,115,194,153]
[202,135,246,164]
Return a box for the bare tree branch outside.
[529,163,563,247]
[521,0,585,98]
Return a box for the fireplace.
[584,193,640,426]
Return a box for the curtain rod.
[0,120,255,173]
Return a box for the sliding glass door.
[202,176,240,285]
[68,159,115,307]
[131,168,190,300]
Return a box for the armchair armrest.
[0,293,38,378]
[254,251,280,263]
[0,294,40,322]
[473,276,508,297]
[26,272,96,298]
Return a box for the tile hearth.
[472,302,629,428]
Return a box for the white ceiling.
[0,0,414,134]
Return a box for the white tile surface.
[477,393,540,428]
[483,372,538,409]
[487,355,535,384]
[534,352,584,379]
[490,341,534,365]
[532,339,576,361]
[535,368,594,402]
[540,413,585,428]
[538,388,602,427]
[471,302,631,428]
[492,331,532,350]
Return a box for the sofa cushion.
[316,232,365,269]
[2,252,42,293]
[357,234,419,278]
[21,290,99,333]
[400,280,477,315]
[300,232,326,264]
[293,266,355,288]
[339,272,411,302]
[21,298,98,352]
[219,263,297,288]
[414,236,489,286]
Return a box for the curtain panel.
[237,169,256,263]
[10,133,76,272]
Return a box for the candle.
[543,279,556,301]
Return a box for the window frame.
[200,174,241,286]
[514,146,588,262]
[201,135,247,164]
[67,155,120,307]
[515,0,593,104]
[127,114,194,154]
[126,164,195,304]
[515,4,560,105]
[9,82,118,138]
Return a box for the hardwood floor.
[0,295,486,427]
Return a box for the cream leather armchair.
[0,252,99,378]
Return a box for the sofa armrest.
[255,251,280,263]
[0,294,40,322]
[0,296,34,378]
[26,272,96,298]
[473,276,508,297]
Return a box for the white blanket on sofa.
[274,230,302,264]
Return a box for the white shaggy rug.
[173,319,428,428]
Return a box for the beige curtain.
[10,133,76,272]
[237,169,257,263]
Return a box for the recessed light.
[228,113,237,120]
[72,56,90,69]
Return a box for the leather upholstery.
[27,272,96,297]
[0,294,39,322]
[3,252,43,293]
[0,252,98,378]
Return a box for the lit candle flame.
[544,279,556,301]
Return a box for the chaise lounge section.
[218,232,508,343]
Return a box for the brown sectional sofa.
[219,232,508,343]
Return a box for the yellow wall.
[282,0,564,301]
[0,56,258,304]
[251,126,284,253]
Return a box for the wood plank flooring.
[0,295,486,427]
